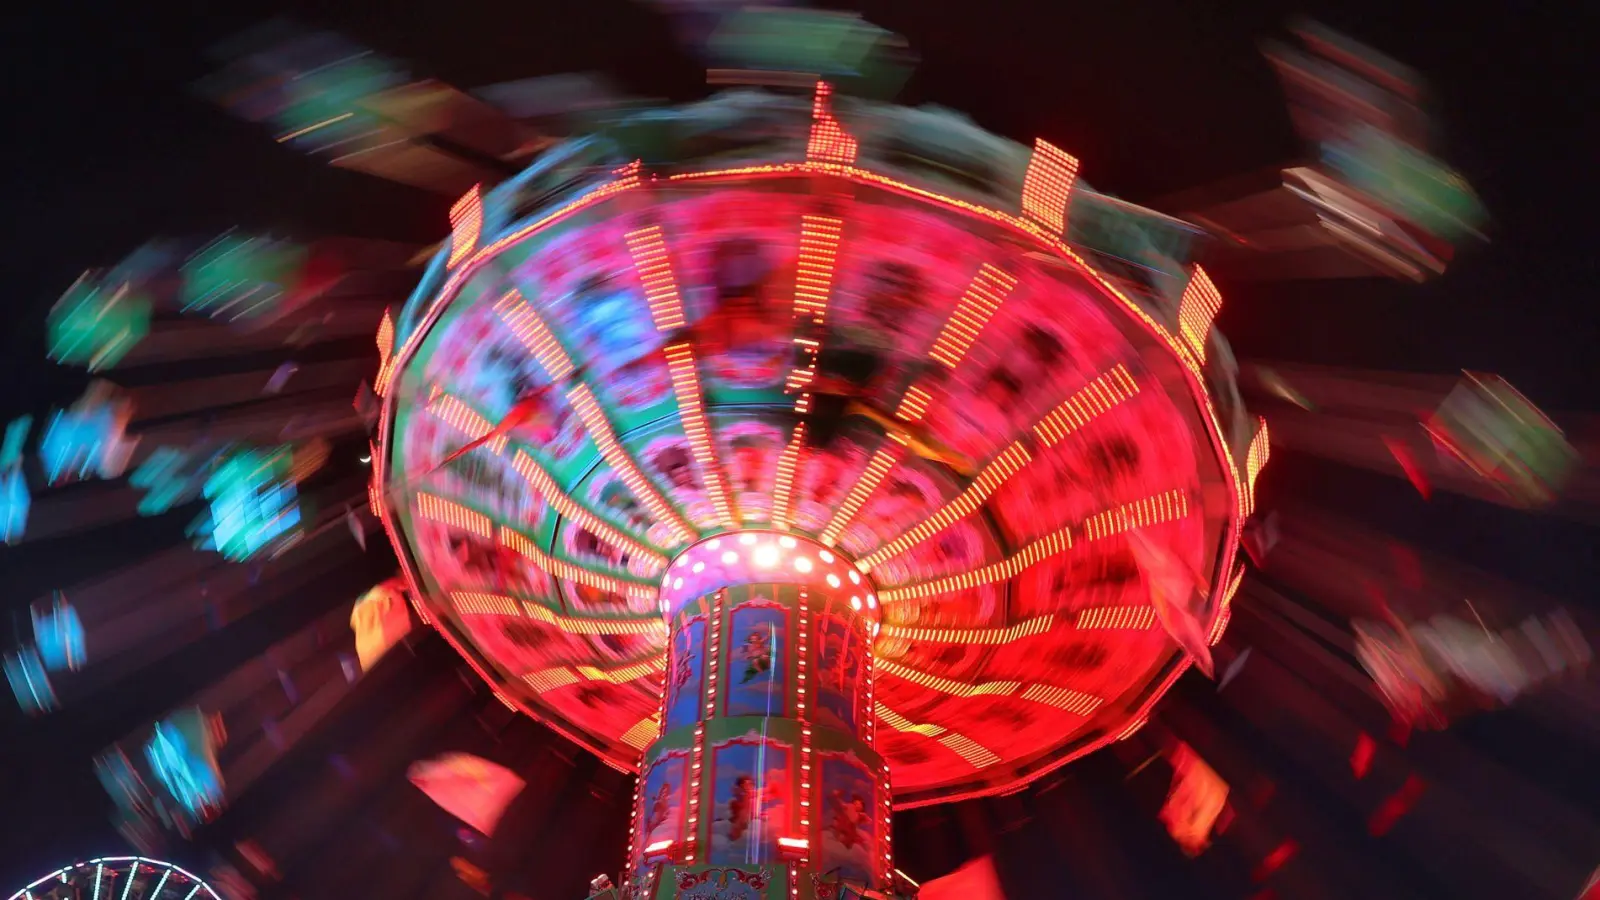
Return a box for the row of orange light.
[795,587,814,871]
[805,82,859,166]
[927,263,1019,370]
[565,382,697,545]
[858,440,1031,570]
[496,289,577,380]
[859,363,1138,573]
[1032,364,1141,447]
[509,450,666,568]
[423,384,671,576]
[624,225,688,332]
[1242,417,1270,517]
[893,384,932,424]
[878,614,1054,645]
[819,433,907,547]
[663,343,740,529]
[1176,265,1223,366]
[450,591,665,636]
[447,185,484,267]
[768,423,806,532]
[498,525,657,601]
[879,488,1189,603]
[874,702,1001,769]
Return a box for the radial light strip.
[882,488,1191,602]
[374,308,397,397]
[806,81,858,165]
[496,289,577,380]
[1075,606,1157,630]
[447,184,485,267]
[875,659,1020,698]
[415,493,494,539]
[1032,364,1140,447]
[876,702,1001,769]
[1019,684,1103,716]
[1021,138,1081,235]
[878,614,1054,645]
[928,264,1019,369]
[894,384,932,424]
[663,343,739,529]
[450,591,666,636]
[1176,265,1223,365]
[858,440,1031,569]
[770,423,807,532]
[524,655,665,691]
[1080,489,1189,541]
[1242,417,1270,517]
[566,383,697,545]
[510,450,666,566]
[880,522,1073,602]
[819,433,908,547]
[620,716,660,751]
[500,526,658,601]
[794,216,844,323]
[428,391,505,454]
[625,225,688,331]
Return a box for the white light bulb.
[708,539,721,549]
[819,550,835,564]
[738,533,756,546]
[866,593,877,608]
[721,551,738,565]
[692,562,705,574]
[794,557,813,573]
[850,596,862,610]
[848,570,861,585]
[779,536,797,549]
[673,578,684,590]
[826,574,841,588]
[753,545,779,568]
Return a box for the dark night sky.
[0,0,1594,892]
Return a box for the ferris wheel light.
[848,570,861,585]
[794,556,814,573]
[818,550,835,563]
[738,533,757,545]
[779,536,797,548]
[754,545,780,568]
[721,551,738,565]
[826,574,841,588]
[692,562,706,574]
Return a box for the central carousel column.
[626,531,889,900]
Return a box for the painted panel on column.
[708,737,793,866]
[723,596,788,718]
[818,751,878,886]
[666,616,707,731]
[635,750,689,872]
[814,615,864,735]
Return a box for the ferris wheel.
[7,857,222,900]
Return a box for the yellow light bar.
[565,383,697,545]
[415,492,494,539]
[428,392,506,455]
[1074,606,1157,630]
[1018,685,1102,716]
[496,289,576,380]
[1176,265,1223,365]
[621,717,661,751]
[928,264,1018,369]
[449,591,666,636]
[1032,365,1140,447]
[447,184,484,267]
[878,614,1054,645]
[894,384,932,424]
[510,450,666,569]
[499,526,658,601]
[1080,489,1189,542]
[1242,417,1270,517]
[663,343,739,529]
[875,659,1020,698]
[624,225,687,332]
[794,216,843,323]
[880,523,1072,603]
[770,423,807,532]
[819,434,907,547]
[1020,139,1081,235]
[859,440,1031,570]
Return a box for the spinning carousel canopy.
[376,86,1255,805]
